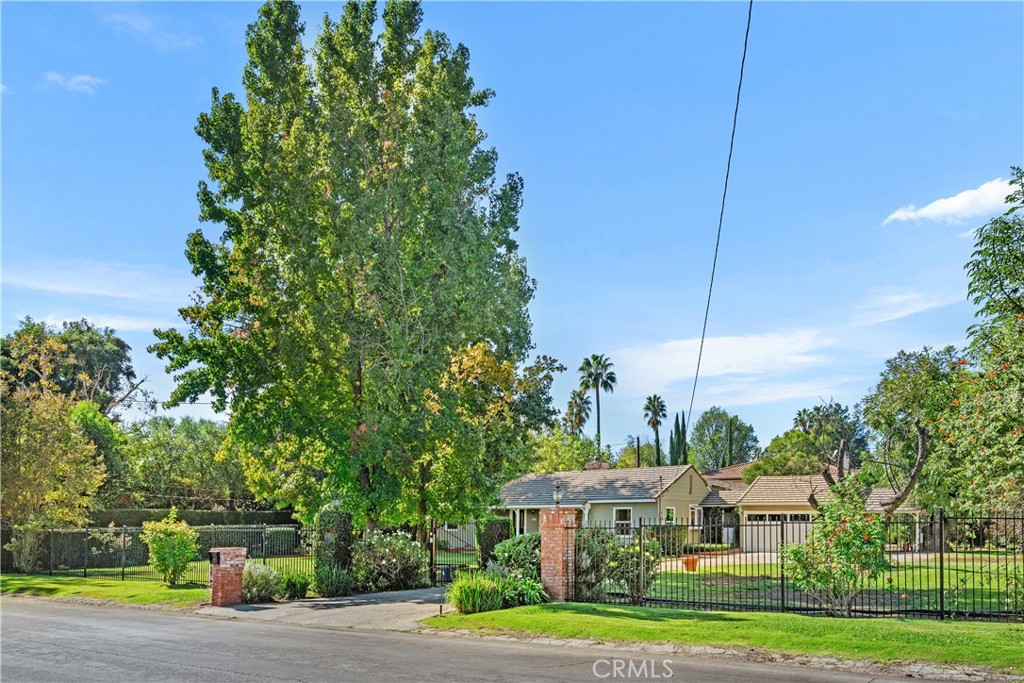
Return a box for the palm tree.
[793,408,813,434]
[564,390,591,435]
[643,395,667,466]
[578,354,616,451]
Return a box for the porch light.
[553,483,563,506]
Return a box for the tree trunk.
[883,419,928,516]
[594,388,602,452]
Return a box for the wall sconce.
[553,482,563,507]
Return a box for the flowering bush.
[611,533,662,605]
[242,562,281,603]
[782,482,890,616]
[140,508,199,586]
[351,530,428,593]
[492,532,541,579]
[574,527,618,602]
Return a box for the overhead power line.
[686,0,755,429]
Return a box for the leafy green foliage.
[668,412,688,466]
[242,562,281,603]
[448,571,504,614]
[89,508,293,527]
[1,317,147,416]
[574,527,619,602]
[149,0,549,527]
[782,482,890,617]
[1,335,105,572]
[743,429,821,483]
[140,509,200,586]
[611,534,662,605]
[122,416,250,510]
[279,570,312,600]
[475,517,512,567]
[312,563,355,597]
[564,389,591,436]
[612,438,660,469]
[529,428,601,473]
[689,407,759,472]
[492,532,540,579]
[313,505,355,571]
[351,531,428,593]
[499,573,548,608]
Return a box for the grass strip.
[1,574,209,609]
[425,603,1024,675]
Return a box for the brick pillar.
[540,507,576,602]
[209,547,246,607]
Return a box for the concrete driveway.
[198,586,447,631]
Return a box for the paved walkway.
[197,586,447,631]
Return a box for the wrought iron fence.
[566,511,1023,622]
[4,521,481,588]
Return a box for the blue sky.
[3,1,1022,454]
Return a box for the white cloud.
[42,71,107,95]
[852,287,963,327]
[3,260,195,304]
[614,329,836,398]
[699,375,866,407]
[883,178,1010,225]
[102,11,200,51]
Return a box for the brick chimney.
[584,460,610,470]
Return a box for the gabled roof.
[700,488,746,507]
[499,465,695,508]
[736,475,835,506]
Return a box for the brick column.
[209,547,246,607]
[540,507,576,602]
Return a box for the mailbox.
[208,551,221,565]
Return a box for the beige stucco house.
[496,464,710,538]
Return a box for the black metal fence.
[567,511,1023,622]
[3,521,483,588]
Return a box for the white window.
[788,514,811,522]
[747,514,767,522]
[614,508,632,536]
[688,505,703,529]
[768,514,786,522]
[444,522,459,530]
[664,507,676,524]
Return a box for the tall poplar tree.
[152,0,553,527]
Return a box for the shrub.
[475,517,512,568]
[351,530,428,593]
[279,570,312,600]
[574,527,618,602]
[612,533,662,605]
[493,533,541,579]
[448,571,504,614]
[313,506,355,571]
[242,562,281,603]
[782,482,890,617]
[312,563,355,597]
[140,508,199,586]
[499,573,548,608]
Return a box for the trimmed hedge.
[89,509,296,527]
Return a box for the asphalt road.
[1,598,924,683]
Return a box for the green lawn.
[0,573,209,608]
[425,603,1024,675]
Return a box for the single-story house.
[496,463,710,537]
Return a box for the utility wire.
[686,0,755,430]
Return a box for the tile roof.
[864,487,921,513]
[736,475,835,506]
[499,465,695,508]
[699,488,746,507]
[703,462,755,480]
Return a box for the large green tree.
[742,429,821,483]
[1,334,106,571]
[151,1,547,527]
[689,407,759,472]
[529,427,602,473]
[642,394,667,466]
[578,353,616,451]
[1,318,148,416]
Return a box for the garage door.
[741,514,812,552]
